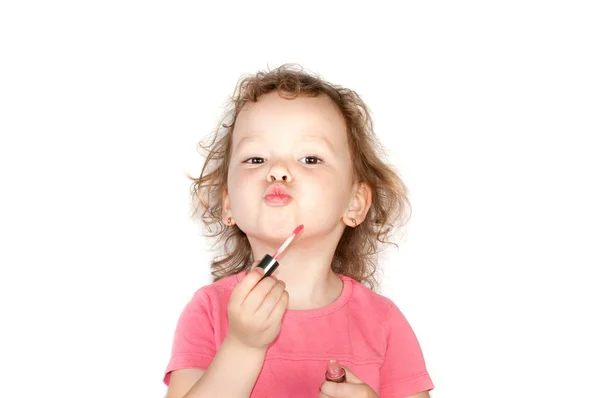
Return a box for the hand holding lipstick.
[319,366,379,398]
[225,267,289,351]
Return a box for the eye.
[243,157,266,164]
[300,156,323,165]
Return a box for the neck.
[248,230,345,310]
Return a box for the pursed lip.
[264,183,290,198]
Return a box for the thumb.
[341,366,364,384]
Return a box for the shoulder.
[186,272,243,311]
[172,273,243,335]
[342,275,398,315]
[341,275,414,334]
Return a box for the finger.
[318,381,336,398]
[340,365,363,384]
[319,380,357,397]
[318,392,335,398]
[242,276,280,312]
[266,287,289,322]
[229,267,265,305]
[255,280,286,318]
[230,268,272,306]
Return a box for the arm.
[379,299,434,398]
[167,337,266,398]
[165,268,287,398]
[406,392,430,398]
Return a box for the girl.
[164,64,434,398]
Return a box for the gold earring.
[351,218,357,227]
[227,217,232,226]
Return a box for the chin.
[265,220,297,236]
[244,218,301,241]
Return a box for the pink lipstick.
[325,360,346,383]
[264,183,291,206]
[264,195,291,206]
[257,224,304,278]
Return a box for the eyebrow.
[235,135,258,148]
[303,135,336,152]
[235,134,336,153]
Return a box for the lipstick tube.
[256,225,303,279]
[325,360,346,383]
[257,254,279,278]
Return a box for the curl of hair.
[187,64,411,291]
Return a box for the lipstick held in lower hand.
[257,224,304,279]
[325,359,346,383]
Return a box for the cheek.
[302,174,352,211]
[227,169,254,207]
[228,167,257,188]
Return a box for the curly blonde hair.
[188,64,411,290]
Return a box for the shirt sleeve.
[379,299,434,397]
[163,288,217,385]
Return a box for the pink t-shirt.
[164,272,434,397]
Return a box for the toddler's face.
[224,91,355,243]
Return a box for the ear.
[343,182,372,228]
[221,186,233,224]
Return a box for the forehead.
[232,92,348,147]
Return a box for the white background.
[1,1,598,397]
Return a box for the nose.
[269,174,288,182]
[267,162,292,183]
